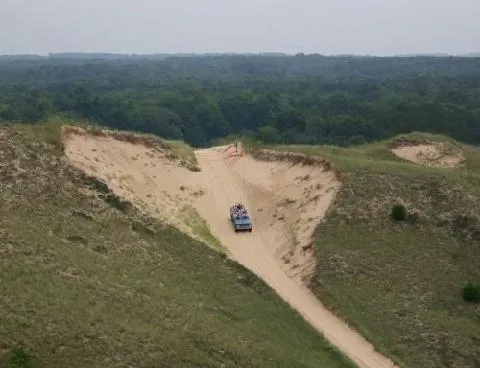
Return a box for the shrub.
[3,347,34,368]
[391,204,408,221]
[462,282,480,303]
[85,176,109,194]
[101,194,133,213]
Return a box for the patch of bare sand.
[391,142,464,168]
[62,126,201,241]
[63,130,398,368]
[221,146,341,286]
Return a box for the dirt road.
[63,129,398,368]
[192,147,397,368]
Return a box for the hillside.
[2,122,480,368]
[60,125,396,368]
[0,123,356,368]
[250,134,480,367]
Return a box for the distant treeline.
[1,54,479,147]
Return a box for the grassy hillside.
[246,134,480,368]
[0,123,354,368]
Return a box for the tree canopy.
[1,54,480,147]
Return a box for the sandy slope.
[391,143,464,168]
[63,129,397,368]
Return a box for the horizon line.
[1,51,479,58]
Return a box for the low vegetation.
[180,205,223,250]
[0,123,354,368]
[463,282,480,303]
[2,347,35,368]
[390,204,408,221]
[244,133,480,368]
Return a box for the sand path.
[192,147,397,368]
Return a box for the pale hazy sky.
[0,0,478,56]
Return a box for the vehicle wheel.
[249,228,252,232]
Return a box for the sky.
[0,0,479,56]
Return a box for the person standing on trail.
[234,141,238,153]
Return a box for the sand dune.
[391,142,464,168]
[63,127,397,368]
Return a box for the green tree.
[257,125,279,144]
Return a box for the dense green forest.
[1,54,480,147]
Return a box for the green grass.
[2,347,36,368]
[164,140,201,171]
[0,124,355,367]
[244,133,480,368]
[180,205,224,250]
